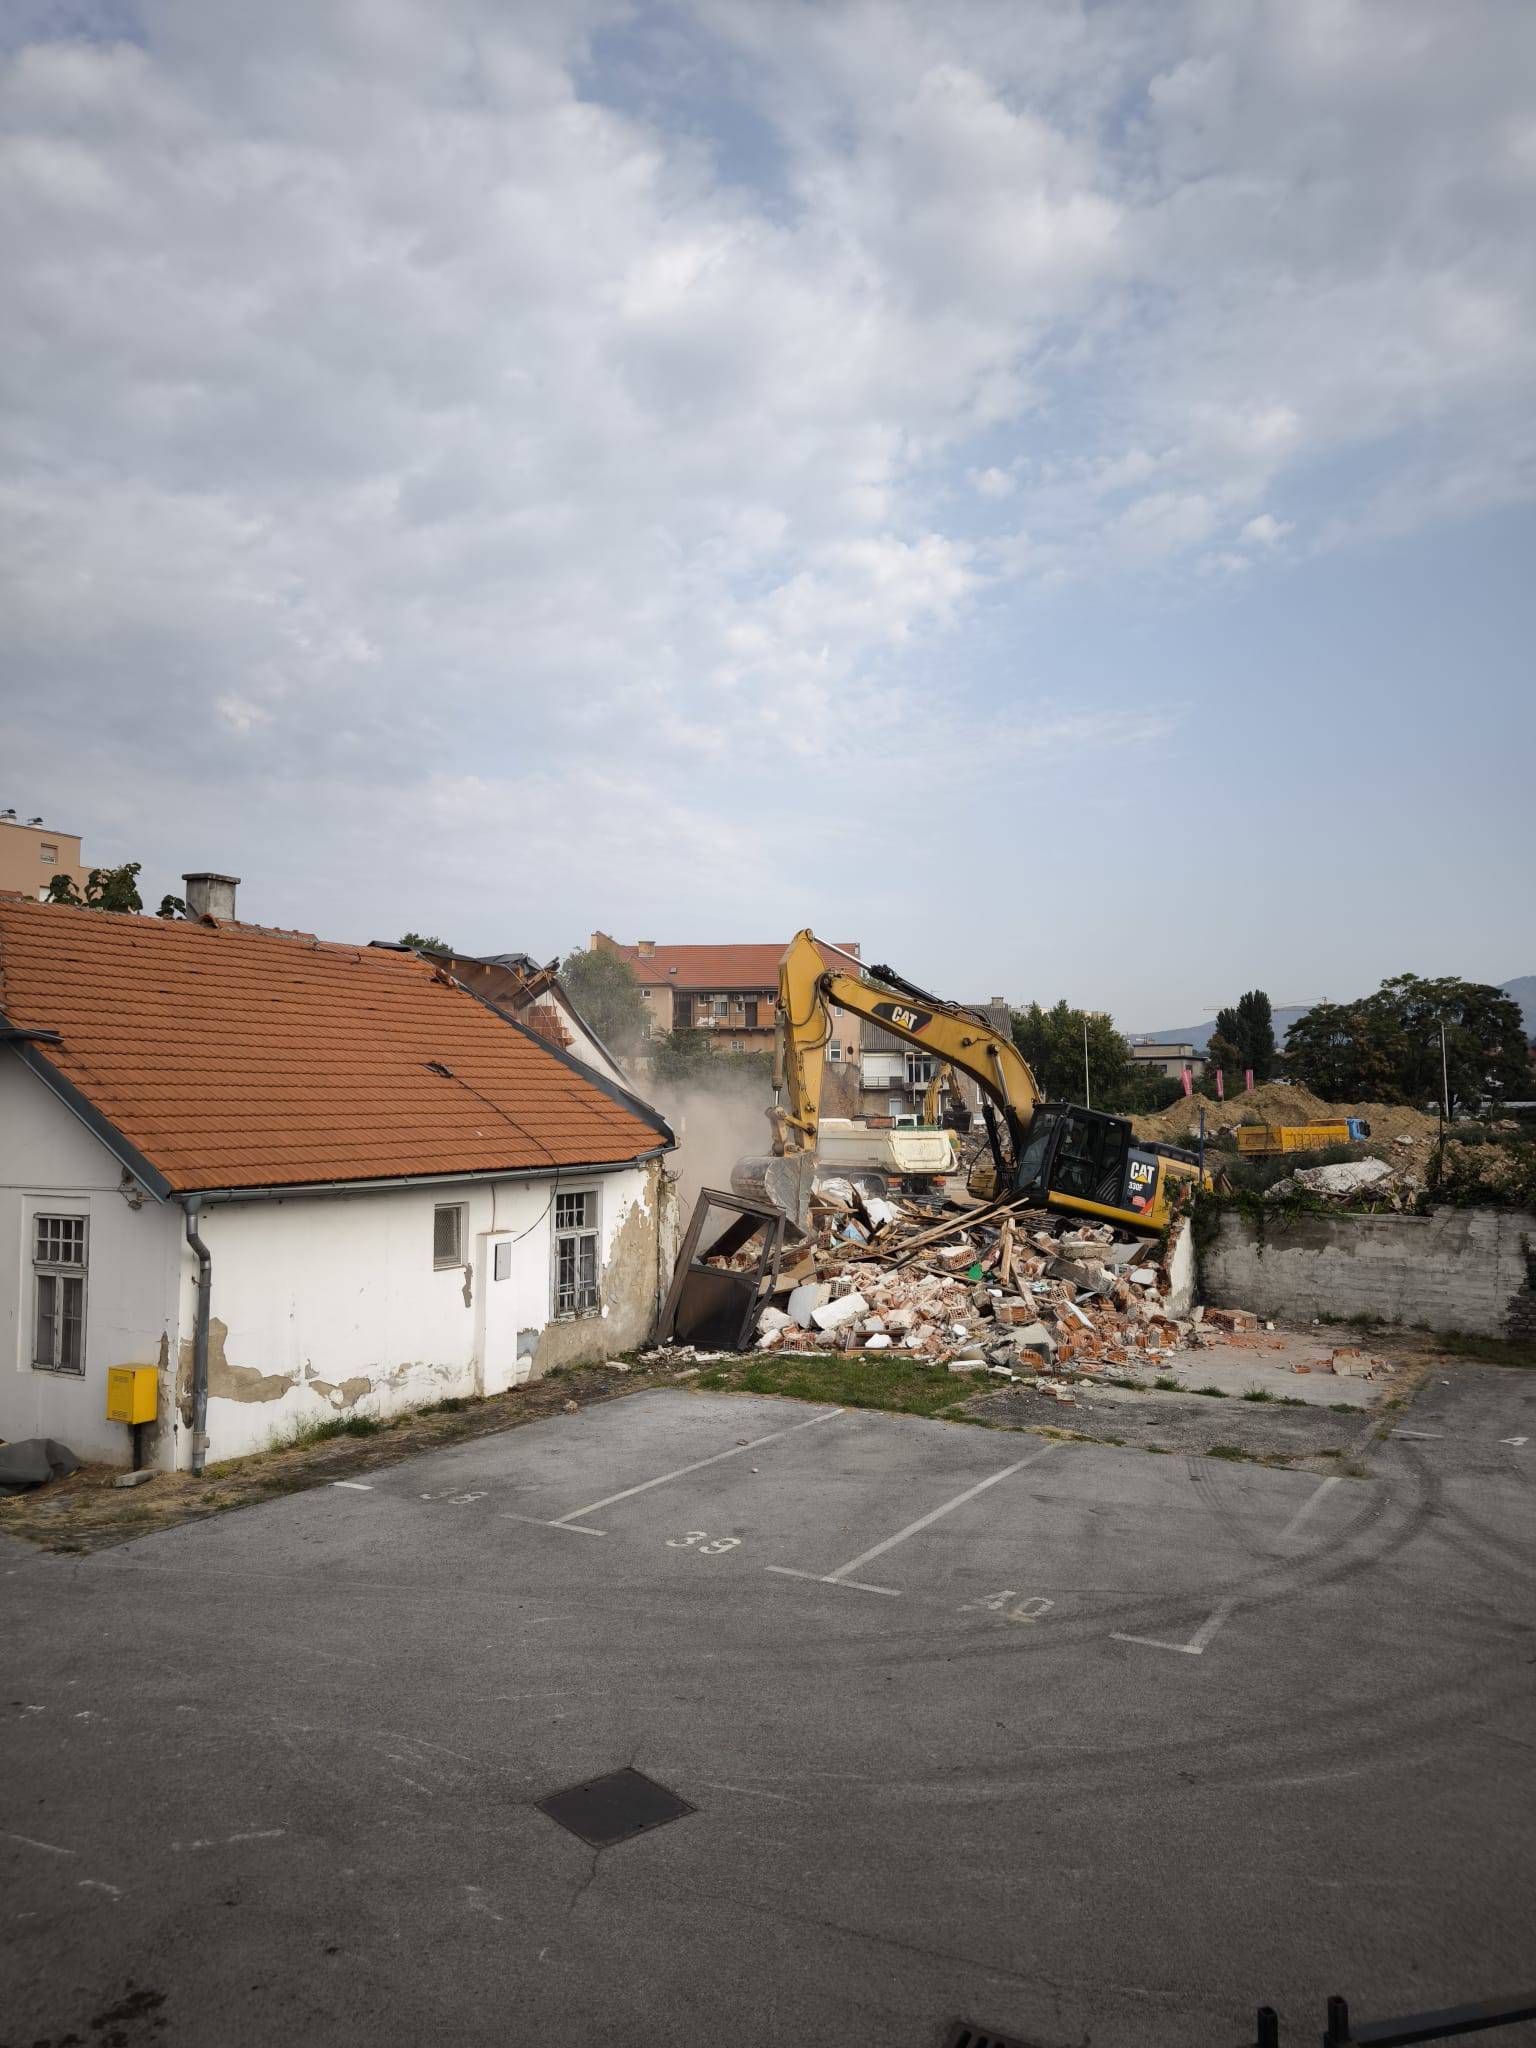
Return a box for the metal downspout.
[183,1197,212,1477]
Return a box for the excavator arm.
[735,928,1207,1236]
[771,929,1040,1158]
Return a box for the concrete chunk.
[811,1291,869,1332]
[787,1282,832,1329]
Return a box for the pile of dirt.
[1133,1083,1443,1163]
[1133,1081,1335,1144]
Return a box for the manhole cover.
[535,1767,696,1849]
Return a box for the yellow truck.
[1234,1119,1370,1156]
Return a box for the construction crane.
[734,930,1207,1235]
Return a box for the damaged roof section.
[591,933,858,990]
[0,898,674,1194]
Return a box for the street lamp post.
[1083,1015,1091,1110]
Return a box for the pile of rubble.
[1264,1156,1412,1205]
[739,1178,1198,1386]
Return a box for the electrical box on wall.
[106,1366,157,1425]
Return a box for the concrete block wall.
[1198,1205,1536,1340]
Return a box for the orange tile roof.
[611,939,859,990]
[0,900,670,1194]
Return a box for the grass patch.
[1276,1396,1309,1407]
[694,1353,972,1420]
[1153,1376,1181,1392]
[1426,1331,1536,1369]
[1207,1444,1250,1461]
[1240,1387,1273,1403]
[1318,1447,1344,1458]
[1193,1385,1229,1399]
[273,1412,387,1451]
[1329,1402,1356,1413]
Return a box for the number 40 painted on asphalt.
[961,1589,1053,1623]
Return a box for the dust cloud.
[650,1073,775,1223]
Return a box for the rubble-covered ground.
[658,1176,1407,1452]
[739,1177,1195,1396]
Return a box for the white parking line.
[501,1406,845,1537]
[1112,1597,1235,1657]
[766,1443,1056,1597]
[1278,1473,1341,1540]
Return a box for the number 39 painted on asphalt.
[666,1530,742,1555]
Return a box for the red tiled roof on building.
[0,900,670,1194]
[594,934,859,990]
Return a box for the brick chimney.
[183,872,240,921]
[636,939,656,958]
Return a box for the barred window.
[33,1213,87,1375]
[433,1203,465,1269]
[553,1189,599,1316]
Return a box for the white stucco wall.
[179,1159,667,1467]
[3,1050,674,1471]
[0,1055,182,1464]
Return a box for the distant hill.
[1135,979,1535,1048]
[1133,1005,1313,1052]
[1503,976,1536,1036]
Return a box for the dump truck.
[1233,1119,1371,1156]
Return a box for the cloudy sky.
[3,0,1533,1028]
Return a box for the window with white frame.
[713,996,728,1018]
[32,1214,87,1374]
[906,1053,936,1085]
[433,1202,466,1269]
[553,1189,600,1315]
[827,1040,841,1061]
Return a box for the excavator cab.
[1008,1103,1199,1227]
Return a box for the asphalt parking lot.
[4,1368,1535,2048]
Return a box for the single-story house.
[0,892,677,1474]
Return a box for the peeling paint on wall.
[307,1374,373,1410]
[178,1316,296,1420]
[532,1170,663,1375]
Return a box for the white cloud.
[0,0,1531,964]
[1240,513,1293,546]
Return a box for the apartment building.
[0,810,85,900]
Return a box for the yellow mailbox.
[106,1366,158,1426]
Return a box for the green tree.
[560,945,651,1054]
[45,862,145,913]
[1010,1001,1132,1108]
[1284,974,1527,1115]
[400,931,452,954]
[1237,990,1276,1082]
[650,1027,772,1090]
[1208,990,1275,1088]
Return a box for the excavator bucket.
[729,1151,816,1234]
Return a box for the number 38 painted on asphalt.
[666,1530,742,1555]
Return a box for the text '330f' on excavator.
[732,930,1208,1235]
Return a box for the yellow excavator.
[735,930,1208,1235]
